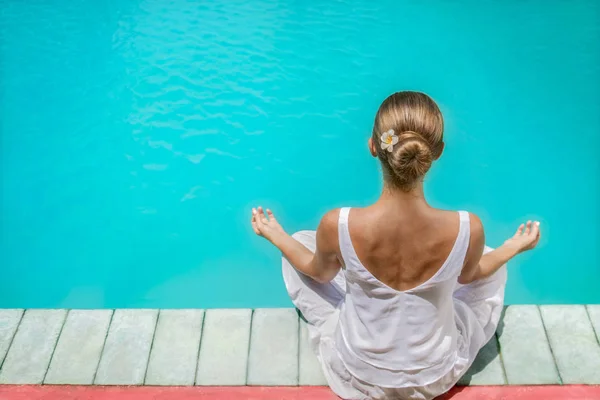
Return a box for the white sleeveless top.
[334,207,471,388]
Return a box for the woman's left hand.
[251,207,288,245]
[503,220,541,254]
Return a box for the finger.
[524,220,532,235]
[530,220,540,238]
[514,224,525,238]
[257,206,268,224]
[531,221,541,243]
[250,215,260,235]
[532,226,542,246]
[252,208,264,228]
[267,209,277,223]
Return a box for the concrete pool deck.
[0,306,599,387]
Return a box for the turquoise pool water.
[1,1,599,309]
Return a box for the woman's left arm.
[251,207,341,283]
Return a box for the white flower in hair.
[380,129,398,152]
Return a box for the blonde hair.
[372,91,444,191]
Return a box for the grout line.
[42,309,69,384]
[584,305,600,347]
[537,305,563,385]
[494,331,508,385]
[193,310,207,386]
[0,309,26,371]
[91,309,115,385]
[244,309,255,385]
[142,310,161,385]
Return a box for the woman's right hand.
[251,206,288,246]
[503,220,541,254]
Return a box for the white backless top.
[334,207,471,388]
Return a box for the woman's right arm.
[459,215,541,284]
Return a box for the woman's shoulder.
[431,209,484,238]
[317,208,343,233]
[319,206,362,223]
[318,206,361,234]
[434,208,482,223]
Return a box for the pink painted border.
[0,385,599,400]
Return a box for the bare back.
[345,205,461,292]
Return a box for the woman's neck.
[376,182,430,211]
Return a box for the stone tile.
[44,310,113,384]
[0,309,24,367]
[587,305,600,343]
[196,309,252,386]
[145,310,204,386]
[497,305,559,385]
[458,335,506,386]
[94,309,158,385]
[247,309,299,386]
[540,305,600,384]
[299,319,327,386]
[0,309,67,384]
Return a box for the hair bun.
[372,91,444,190]
[388,131,433,188]
[397,130,428,144]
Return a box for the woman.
[250,91,540,400]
